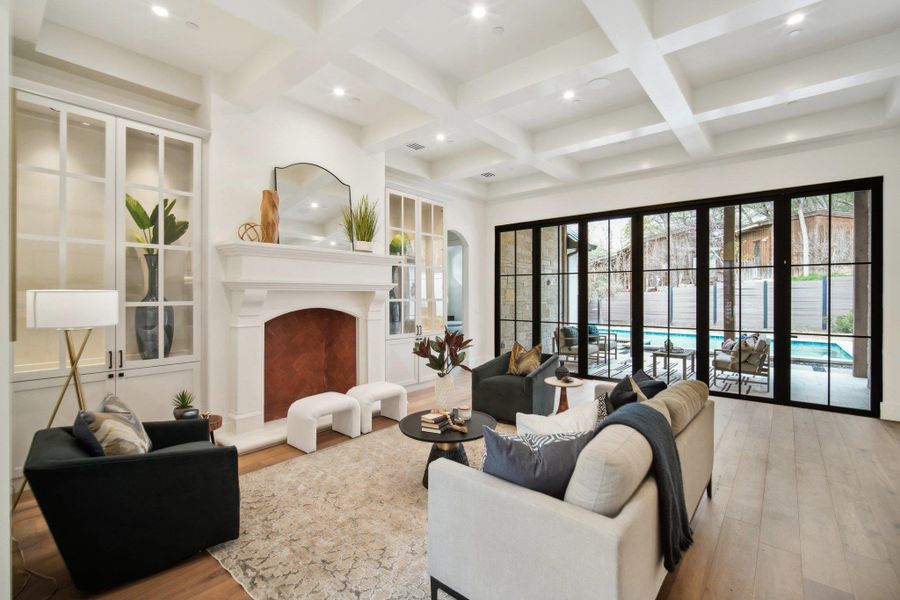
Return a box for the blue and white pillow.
[481,427,595,498]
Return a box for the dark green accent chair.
[471,352,559,422]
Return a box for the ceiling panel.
[385,0,598,82]
[43,0,272,75]
[569,130,679,164]
[470,163,538,183]
[671,0,900,87]
[398,134,486,161]
[500,69,648,133]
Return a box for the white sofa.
[427,380,714,600]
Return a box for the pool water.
[605,328,853,361]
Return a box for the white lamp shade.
[26,289,119,329]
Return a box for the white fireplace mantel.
[215,241,399,452]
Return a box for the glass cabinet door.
[420,200,445,334]
[388,192,417,335]
[119,121,200,367]
[14,93,115,378]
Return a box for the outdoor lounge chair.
[554,327,617,365]
[711,336,770,393]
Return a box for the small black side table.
[399,410,497,488]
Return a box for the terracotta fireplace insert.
[264,308,357,421]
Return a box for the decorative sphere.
[238,222,261,242]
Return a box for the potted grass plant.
[172,390,198,420]
[342,194,379,252]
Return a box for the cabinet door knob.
[108,351,113,369]
[118,350,123,368]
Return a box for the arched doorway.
[447,230,468,334]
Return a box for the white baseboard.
[880,402,900,422]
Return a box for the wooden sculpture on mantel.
[260,189,280,243]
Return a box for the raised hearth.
[215,241,398,452]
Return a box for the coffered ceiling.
[13,0,900,200]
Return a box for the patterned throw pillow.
[597,391,610,423]
[481,427,595,498]
[73,394,152,457]
[507,341,543,375]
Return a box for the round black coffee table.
[399,410,497,488]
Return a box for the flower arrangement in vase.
[412,329,473,414]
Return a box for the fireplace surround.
[215,241,398,452]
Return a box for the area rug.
[209,424,500,599]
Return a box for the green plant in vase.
[172,390,197,420]
[125,194,190,360]
[413,329,474,413]
[341,194,379,252]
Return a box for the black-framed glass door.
[494,177,882,417]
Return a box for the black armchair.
[23,419,240,593]
[472,352,559,422]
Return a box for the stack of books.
[421,412,450,434]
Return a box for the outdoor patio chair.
[711,336,770,393]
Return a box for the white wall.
[1,0,12,595]
[205,94,386,420]
[482,129,900,421]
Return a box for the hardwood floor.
[12,393,900,599]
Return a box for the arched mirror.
[273,162,352,249]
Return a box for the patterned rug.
[209,424,500,600]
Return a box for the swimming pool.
[604,328,853,361]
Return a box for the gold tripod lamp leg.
[11,328,92,512]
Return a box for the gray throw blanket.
[597,402,693,571]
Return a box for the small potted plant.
[342,194,379,252]
[172,390,198,420]
[412,329,473,415]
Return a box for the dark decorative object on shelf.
[172,390,198,419]
[554,360,570,381]
[136,254,174,360]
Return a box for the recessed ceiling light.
[785,133,798,142]
[471,5,487,19]
[786,13,805,26]
[588,77,611,90]
[310,202,320,208]
[151,5,170,18]
[329,241,336,246]
[436,132,446,142]
[333,87,345,97]
[788,28,802,37]
[563,90,576,100]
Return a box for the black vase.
[555,361,569,380]
[135,253,174,360]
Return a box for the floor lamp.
[12,289,119,510]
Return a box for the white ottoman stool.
[347,382,408,434]
[287,392,360,453]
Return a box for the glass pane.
[388,301,401,335]
[588,220,609,272]
[669,210,696,269]
[126,247,158,302]
[643,214,667,270]
[164,137,193,192]
[790,334,827,406]
[403,196,415,230]
[421,235,432,266]
[709,268,740,334]
[66,243,106,288]
[710,205,739,267]
[403,266,415,300]
[124,188,158,246]
[791,196,828,265]
[499,277,514,319]
[162,195,192,247]
[421,202,433,234]
[610,218,631,272]
[499,321,514,354]
[164,250,193,301]
[499,231,514,275]
[671,271,696,328]
[390,266,400,300]
[168,305,193,358]
[126,305,160,361]
[126,127,159,187]
[515,276,532,320]
[540,273,559,322]
[67,113,105,177]
[610,272,631,324]
[588,273,608,324]
[403,301,416,334]
[562,274,578,325]
[739,267,773,333]
[740,201,774,267]
[791,266,828,334]
[831,190,870,264]
[17,170,59,236]
[540,226,559,273]
[16,98,59,171]
[515,229,532,274]
[830,264,868,336]
[389,228,406,256]
[433,205,444,234]
[15,239,60,373]
[644,271,668,328]
[515,321,532,348]
[830,337,870,410]
[420,299,435,332]
[66,178,106,239]
[608,325,631,379]
[389,194,401,229]
[420,268,432,301]
[734,331,771,396]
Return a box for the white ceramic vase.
[354,240,374,252]
[434,374,455,411]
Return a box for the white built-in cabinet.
[385,189,446,386]
[12,91,202,468]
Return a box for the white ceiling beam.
[11,0,47,43]
[470,115,581,182]
[385,151,431,179]
[655,0,824,55]
[360,107,436,151]
[206,0,317,40]
[431,147,514,181]
[580,0,713,157]
[693,31,900,122]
